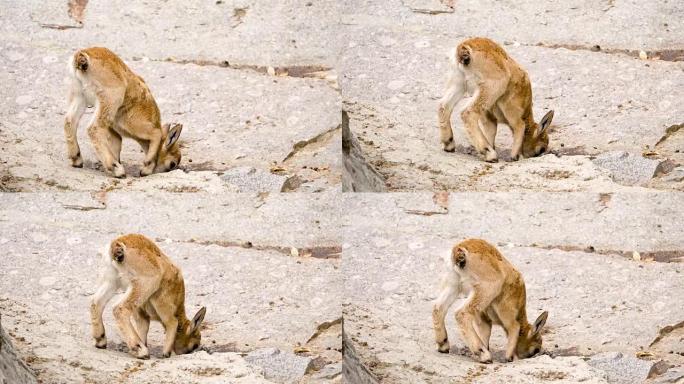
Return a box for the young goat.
[438,37,554,162]
[432,239,548,363]
[90,234,206,359]
[65,47,183,178]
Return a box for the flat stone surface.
[0,3,341,193]
[341,192,684,382]
[2,0,340,67]
[245,348,314,383]
[0,319,37,384]
[587,352,655,384]
[220,167,291,192]
[0,192,341,383]
[340,0,684,191]
[592,151,664,185]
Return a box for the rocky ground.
[0,1,342,383]
[340,0,684,192]
[342,192,684,383]
[0,0,341,193]
[0,192,341,383]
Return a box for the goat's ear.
[165,123,183,148]
[189,306,206,334]
[111,241,126,262]
[451,246,468,268]
[532,311,548,335]
[539,110,554,135]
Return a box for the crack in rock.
[402,0,455,14]
[655,123,684,147]
[532,43,684,62]
[649,320,684,347]
[501,243,684,263]
[157,57,335,81]
[282,124,341,163]
[175,238,341,260]
[305,317,342,344]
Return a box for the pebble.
[39,276,57,286]
[66,237,82,245]
[381,280,399,292]
[15,95,32,105]
[387,80,405,91]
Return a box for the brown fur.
[438,38,554,161]
[64,47,183,177]
[432,238,548,362]
[90,234,206,359]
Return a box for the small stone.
[639,50,648,60]
[387,80,405,91]
[267,66,276,76]
[39,276,57,286]
[633,251,641,261]
[414,40,430,48]
[66,237,82,245]
[15,95,32,105]
[381,281,399,292]
[245,348,313,383]
[7,51,25,61]
[588,351,657,384]
[42,55,58,64]
[313,362,342,379]
[592,151,664,185]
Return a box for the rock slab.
[245,347,314,383]
[587,352,655,384]
[592,151,664,185]
[0,317,37,384]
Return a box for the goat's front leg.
[461,83,501,162]
[88,95,126,177]
[455,290,497,363]
[113,285,153,359]
[140,128,161,177]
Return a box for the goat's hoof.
[112,163,126,178]
[479,350,493,364]
[131,344,150,359]
[437,342,450,353]
[139,164,155,177]
[94,336,107,349]
[484,148,498,162]
[442,141,456,152]
[70,157,83,168]
[162,352,171,358]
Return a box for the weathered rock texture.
[342,192,684,382]
[0,193,341,383]
[0,317,37,384]
[340,0,684,191]
[1,0,341,193]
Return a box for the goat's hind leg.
[64,80,86,167]
[432,280,460,353]
[90,277,118,349]
[438,69,466,152]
